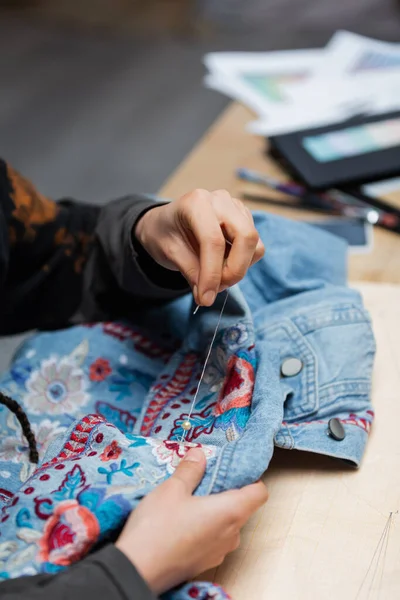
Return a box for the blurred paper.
[204,49,323,116]
[283,71,400,122]
[203,31,400,136]
[315,30,400,77]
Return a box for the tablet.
[269,110,400,189]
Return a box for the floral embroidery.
[95,402,137,434]
[215,352,255,416]
[24,358,89,415]
[100,441,122,462]
[222,323,248,349]
[101,323,177,362]
[125,435,149,448]
[0,320,253,599]
[53,465,87,502]
[97,458,140,484]
[0,488,14,504]
[109,366,154,402]
[214,349,256,442]
[38,415,106,470]
[38,500,100,566]
[89,359,112,382]
[169,400,216,443]
[140,353,198,436]
[149,439,216,474]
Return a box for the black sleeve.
[79,196,190,323]
[0,545,157,600]
[0,159,189,334]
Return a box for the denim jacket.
[0,212,375,589]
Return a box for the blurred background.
[1,0,400,204]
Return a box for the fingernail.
[202,290,216,306]
[184,448,204,463]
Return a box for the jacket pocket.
[257,302,376,423]
[258,318,319,420]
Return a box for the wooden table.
[160,104,400,599]
[161,103,400,284]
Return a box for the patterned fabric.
[0,315,254,598]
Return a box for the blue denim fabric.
[0,212,375,591]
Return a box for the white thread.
[179,289,230,444]
[355,510,398,599]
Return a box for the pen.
[236,168,305,196]
[237,167,399,232]
[242,192,378,223]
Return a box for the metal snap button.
[328,418,346,441]
[281,357,303,377]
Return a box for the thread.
[179,289,230,444]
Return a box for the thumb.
[171,448,207,494]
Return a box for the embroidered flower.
[38,500,100,566]
[214,351,255,442]
[222,323,248,349]
[100,440,122,462]
[89,358,112,382]
[214,353,254,416]
[149,439,215,474]
[24,357,89,415]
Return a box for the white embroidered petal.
[0,541,18,560]
[17,528,42,544]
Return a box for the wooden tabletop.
[160,102,400,284]
[160,104,400,599]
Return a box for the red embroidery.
[141,353,198,436]
[101,323,177,362]
[89,358,112,382]
[38,500,99,566]
[0,488,14,504]
[215,355,254,416]
[100,441,122,462]
[40,415,106,471]
[35,497,53,520]
[283,412,373,434]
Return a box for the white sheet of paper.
[312,30,400,77]
[282,72,400,121]
[203,49,323,116]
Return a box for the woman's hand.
[115,448,268,595]
[134,189,265,306]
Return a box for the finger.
[232,198,265,268]
[220,220,259,289]
[234,481,269,519]
[165,238,201,292]
[170,448,207,494]
[186,202,226,306]
[249,238,265,267]
[209,481,268,527]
